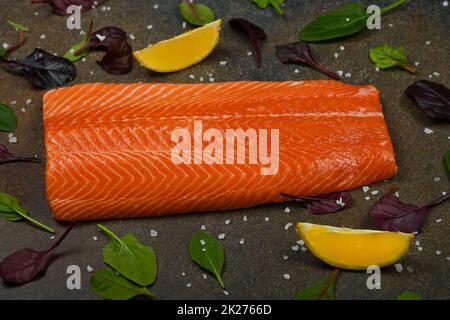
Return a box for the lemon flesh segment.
[133,19,221,73]
[296,222,414,270]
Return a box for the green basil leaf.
[294,270,340,300]
[0,191,55,233]
[90,268,157,300]
[189,230,225,288]
[0,103,18,132]
[179,1,215,26]
[397,291,422,300]
[369,44,416,73]
[98,224,157,286]
[7,20,30,33]
[252,0,284,15]
[299,0,406,42]
[64,38,89,62]
[444,150,450,173]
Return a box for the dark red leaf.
[276,42,340,80]
[0,224,74,285]
[406,80,450,121]
[369,192,450,233]
[281,192,352,214]
[31,0,106,16]
[76,27,132,75]
[229,18,267,68]
[0,144,40,164]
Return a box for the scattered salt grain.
[201,224,206,230]
[362,186,370,193]
[415,240,420,246]
[147,25,153,30]
[412,231,419,235]
[10,100,16,105]
[224,219,231,225]
[406,266,414,273]
[200,239,206,246]
[425,41,431,45]
[394,263,403,273]
[129,34,136,40]
[375,67,380,72]
[436,219,442,223]
[444,1,449,7]
[34,11,39,16]
[93,236,98,241]
[82,58,87,62]
[434,177,441,182]
[433,72,440,76]
[297,240,304,246]
[337,70,344,77]
[283,274,291,280]
[80,30,86,36]
[153,4,159,9]
[26,98,32,105]
[96,34,106,42]
[8,133,13,138]
[87,266,94,273]
[300,246,308,252]
[436,250,442,256]
[243,215,247,222]
[264,217,270,222]
[284,223,293,230]
[283,255,289,260]
[418,246,423,252]
[209,77,215,82]
[218,233,225,240]
[21,108,26,113]
[340,46,345,51]
[199,76,204,82]
[414,61,420,66]
[371,190,379,196]
[284,207,291,214]
[424,127,433,134]
[447,256,450,261]
[223,290,229,296]
[345,18,350,22]
[8,136,17,144]
[50,235,56,240]
[189,74,195,79]
[345,72,352,78]
[182,21,187,29]
[219,61,228,66]
[181,272,186,276]
[334,52,339,58]
[336,197,346,207]
[202,273,207,279]
[150,229,158,237]
[40,34,46,39]
[247,51,252,56]
[89,71,94,75]
[429,74,433,79]
[365,196,371,201]
[394,191,400,198]
[388,23,394,27]
[186,283,192,288]
[291,245,299,252]
[239,238,245,245]
[294,68,299,74]
[2,43,10,50]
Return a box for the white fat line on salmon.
[171,121,279,176]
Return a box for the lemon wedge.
[133,19,221,73]
[296,222,414,270]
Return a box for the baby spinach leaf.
[179,1,215,26]
[299,0,406,42]
[276,42,340,80]
[397,291,422,300]
[97,224,157,286]
[0,103,18,132]
[0,144,40,164]
[0,192,54,233]
[252,0,284,15]
[90,268,157,300]
[281,191,351,214]
[0,48,77,89]
[229,18,267,68]
[7,20,30,33]
[64,19,93,62]
[369,44,415,73]
[0,224,73,285]
[189,231,225,288]
[295,269,340,300]
[31,0,107,16]
[445,150,450,173]
[369,192,450,233]
[406,80,450,121]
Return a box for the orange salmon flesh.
[43,81,397,221]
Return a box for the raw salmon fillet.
[43,81,397,221]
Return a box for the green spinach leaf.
[189,231,225,288]
[0,103,17,132]
[397,291,422,300]
[98,224,157,286]
[7,20,30,33]
[299,0,405,41]
[0,192,55,233]
[90,268,157,300]
[294,269,340,300]
[179,1,215,26]
[369,44,415,73]
[252,0,284,15]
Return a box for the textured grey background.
[0,0,449,300]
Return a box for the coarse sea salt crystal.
[218,233,225,240]
[371,190,379,195]
[8,136,17,144]
[199,76,204,82]
[186,283,192,288]
[334,53,339,58]
[345,72,351,78]
[224,219,230,225]
[223,290,229,296]
[247,51,252,56]
[337,70,344,76]
[284,207,291,213]
[297,240,304,246]
[243,215,247,222]
[434,177,441,182]
[21,108,26,113]
[394,263,403,272]
[202,274,207,279]
[418,246,423,251]
[209,77,215,82]
[340,46,345,51]
[181,272,186,276]
[285,223,293,230]
[40,34,46,39]
[50,235,56,240]
[444,1,449,7]
[436,219,442,223]
[87,266,94,273]
[182,21,187,29]
[362,186,370,193]
[154,4,159,9]
[300,247,308,252]
[147,25,153,30]
[365,196,370,201]
[283,255,289,260]
[150,229,158,237]
[425,41,431,45]
[294,69,299,74]
[291,245,299,252]
[415,240,420,246]
[219,61,227,66]
[283,274,291,280]
[189,74,195,79]
[436,250,442,256]
[200,239,206,245]
[129,34,136,40]
[414,61,420,66]
[201,224,206,230]
[375,67,380,72]
[433,72,440,76]
[406,266,414,273]
[394,191,400,198]
[424,127,433,134]
[264,217,269,222]
[239,238,245,245]
[93,236,98,241]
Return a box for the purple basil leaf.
[31,0,106,16]
[281,192,352,214]
[76,27,132,75]
[369,192,450,233]
[406,80,450,121]
[229,18,267,68]
[0,144,40,164]
[0,224,74,285]
[276,42,340,80]
[0,48,76,89]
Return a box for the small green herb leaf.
[98,224,157,286]
[7,20,30,33]
[0,192,55,233]
[0,103,18,132]
[0,47,6,59]
[252,0,285,15]
[294,269,340,300]
[369,44,416,73]
[299,0,406,42]
[64,20,93,62]
[444,150,450,173]
[397,291,422,300]
[90,268,157,300]
[179,1,215,26]
[189,231,225,288]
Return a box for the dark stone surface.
[0,0,449,300]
